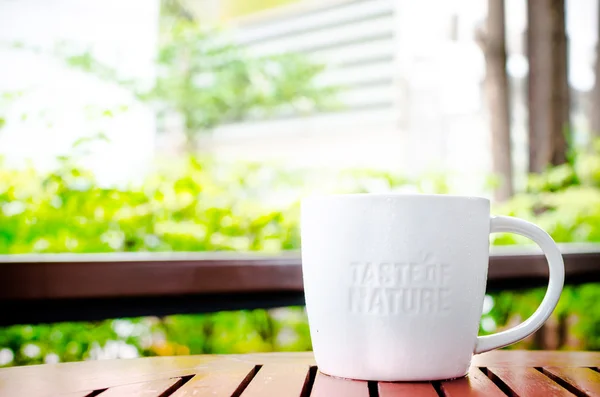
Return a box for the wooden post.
[526,0,570,173]
[483,0,514,200]
[590,0,600,137]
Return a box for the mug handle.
[474,215,565,354]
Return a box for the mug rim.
[302,192,490,203]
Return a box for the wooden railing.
[1,244,599,326]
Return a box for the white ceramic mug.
[300,193,564,381]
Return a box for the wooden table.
[0,351,599,397]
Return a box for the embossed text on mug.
[348,260,451,315]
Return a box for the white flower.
[481,316,497,332]
[0,348,14,365]
[117,343,138,359]
[33,239,50,251]
[104,341,120,359]
[51,197,62,208]
[144,234,160,248]
[44,353,59,364]
[2,201,25,216]
[101,230,125,250]
[87,342,103,360]
[65,238,79,250]
[482,295,494,315]
[112,320,135,338]
[276,327,299,347]
[22,344,41,358]
[87,341,138,361]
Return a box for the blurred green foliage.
[481,141,600,350]
[0,151,448,366]
[1,142,600,366]
[149,18,338,147]
[0,91,24,133]
[48,5,338,150]
[0,311,311,366]
[218,0,301,20]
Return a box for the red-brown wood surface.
[487,366,576,397]
[473,350,600,367]
[310,372,369,397]
[168,362,257,397]
[378,381,438,396]
[1,244,598,300]
[543,366,600,396]
[99,378,183,397]
[3,245,600,326]
[61,392,97,397]
[0,355,213,397]
[0,351,599,397]
[240,364,311,397]
[440,367,506,397]
[0,253,303,300]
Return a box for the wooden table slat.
[169,362,257,397]
[440,367,506,397]
[488,367,576,397]
[473,351,600,367]
[543,367,600,396]
[0,351,599,397]
[310,371,369,397]
[61,392,97,397]
[240,364,311,397]
[378,381,438,396]
[97,377,183,397]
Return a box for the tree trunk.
[590,0,600,137]
[484,0,513,200]
[526,0,570,173]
